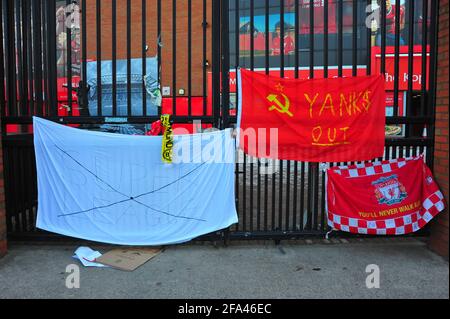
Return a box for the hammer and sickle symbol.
[266,93,293,117]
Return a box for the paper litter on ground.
[72,246,109,268]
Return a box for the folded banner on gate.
[160,114,173,163]
[326,156,446,235]
[33,117,238,245]
[238,68,386,162]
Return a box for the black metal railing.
[0,0,439,241]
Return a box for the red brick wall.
[0,120,6,257]
[83,0,212,97]
[428,0,449,259]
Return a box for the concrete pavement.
[0,238,448,299]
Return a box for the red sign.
[327,156,446,235]
[238,68,386,162]
[371,45,430,91]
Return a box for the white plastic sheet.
[34,117,238,245]
[72,247,108,267]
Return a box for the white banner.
[34,117,238,245]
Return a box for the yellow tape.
[161,114,173,163]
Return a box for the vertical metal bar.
[19,148,27,232]
[309,0,314,78]
[310,0,318,231]
[250,0,254,70]
[126,0,131,115]
[16,0,25,116]
[406,0,415,137]
[380,0,386,75]
[112,0,117,116]
[294,0,299,78]
[264,0,269,231]
[41,1,49,116]
[187,0,192,116]
[46,0,57,116]
[234,0,240,226]
[66,0,73,116]
[292,161,298,231]
[82,0,88,113]
[235,160,240,231]
[338,0,343,77]
[250,157,254,231]
[172,0,176,115]
[399,145,404,158]
[352,0,357,76]
[256,159,261,232]
[157,0,161,99]
[420,0,428,117]
[285,160,290,231]
[4,0,17,116]
[300,162,305,231]
[96,0,102,116]
[142,0,147,116]
[32,0,43,116]
[393,0,400,116]
[278,0,285,231]
[306,164,313,230]
[211,0,221,127]
[235,0,240,228]
[11,148,20,232]
[4,148,13,232]
[25,0,34,116]
[278,160,283,231]
[22,0,31,116]
[248,0,254,230]
[366,0,371,75]
[243,154,247,231]
[235,0,240,69]
[313,167,319,231]
[235,0,240,121]
[280,0,284,77]
[202,0,207,116]
[320,167,326,231]
[427,0,439,168]
[42,0,48,115]
[3,147,13,232]
[324,0,328,78]
[222,0,230,129]
[293,0,300,231]
[0,1,6,117]
[271,159,276,231]
[265,0,269,75]
[322,0,330,231]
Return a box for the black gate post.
[211,0,221,129]
[4,0,17,117]
[220,0,231,246]
[221,0,230,130]
[44,0,58,117]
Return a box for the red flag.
[326,156,446,235]
[238,68,386,162]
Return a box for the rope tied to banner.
[161,114,173,164]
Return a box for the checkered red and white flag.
[326,156,446,235]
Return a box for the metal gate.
[1,0,439,241]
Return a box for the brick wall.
[84,0,212,97]
[428,0,449,259]
[0,119,6,257]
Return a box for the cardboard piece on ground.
[95,247,162,271]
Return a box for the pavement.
[0,238,448,299]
